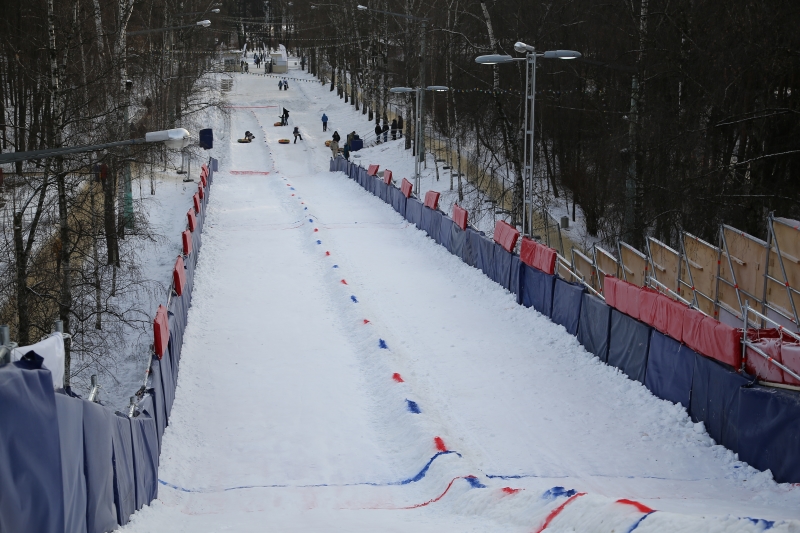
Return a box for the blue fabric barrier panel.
[737,385,800,484]
[0,358,65,533]
[689,354,750,452]
[419,205,433,235]
[112,413,136,525]
[405,198,423,227]
[82,400,117,533]
[55,392,88,533]
[132,410,159,506]
[577,293,611,361]
[474,234,495,280]
[375,180,388,203]
[510,254,521,299]
[449,223,466,259]
[464,228,485,268]
[149,358,167,448]
[644,331,694,408]
[493,243,512,290]
[439,215,453,250]
[160,346,176,417]
[390,187,406,217]
[551,278,586,336]
[428,210,442,244]
[608,310,651,383]
[520,264,555,317]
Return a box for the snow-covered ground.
[120,61,800,532]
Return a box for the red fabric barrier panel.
[424,190,440,210]
[193,193,201,214]
[653,294,686,342]
[709,321,743,368]
[520,237,538,268]
[182,230,193,256]
[613,279,628,315]
[153,305,168,359]
[493,221,520,253]
[187,209,197,232]
[639,287,659,326]
[745,338,784,383]
[453,204,468,231]
[384,169,393,185]
[603,276,618,308]
[173,256,186,296]
[198,183,204,200]
[401,178,413,198]
[201,163,208,177]
[782,343,800,386]
[536,246,557,275]
[367,164,380,176]
[682,308,708,354]
[625,282,642,320]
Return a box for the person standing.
[397,115,403,138]
[374,122,382,143]
[330,139,340,158]
[278,79,283,90]
[332,130,341,143]
[342,143,350,161]
[293,126,303,143]
[382,120,389,143]
[391,118,398,140]
[282,108,290,126]
[321,113,328,132]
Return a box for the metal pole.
[418,20,426,166]
[123,83,134,231]
[521,53,530,236]
[527,52,537,236]
[414,88,421,194]
[88,375,100,402]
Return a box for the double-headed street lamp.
[127,19,211,36]
[476,42,580,237]
[390,85,448,195]
[357,5,429,162]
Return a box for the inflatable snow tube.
[274,122,283,127]
[237,138,252,143]
[325,140,332,147]
[278,139,290,144]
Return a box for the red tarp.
[652,294,686,342]
[182,230,193,256]
[745,338,784,383]
[709,321,743,368]
[367,164,380,176]
[520,237,538,268]
[452,204,468,230]
[153,305,169,359]
[424,190,440,210]
[681,308,709,354]
[384,169,393,185]
[173,255,186,296]
[493,221,520,253]
[603,276,618,308]
[782,343,800,386]
[401,178,413,198]
[187,209,197,232]
[639,287,659,326]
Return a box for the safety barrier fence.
[0,158,218,533]
[331,156,800,485]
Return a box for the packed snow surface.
[121,62,800,532]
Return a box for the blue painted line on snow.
[745,518,775,530]
[379,339,388,349]
[316,240,322,244]
[541,486,576,500]
[406,399,421,414]
[351,295,358,303]
[465,476,486,488]
[332,265,338,268]
[309,218,314,223]
[626,512,656,533]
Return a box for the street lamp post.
[476,43,580,237]
[390,85,448,195]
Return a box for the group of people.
[374,116,403,144]
[239,60,249,73]
[278,78,289,90]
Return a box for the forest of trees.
[0,0,220,389]
[237,0,800,249]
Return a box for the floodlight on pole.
[389,87,415,93]
[426,86,449,91]
[196,19,211,27]
[474,54,519,65]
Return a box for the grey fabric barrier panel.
[644,331,695,408]
[55,392,88,533]
[148,358,167,449]
[132,409,159,506]
[577,293,612,361]
[510,254,521,299]
[405,198,423,227]
[375,180,388,203]
[359,168,369,190]
[608,309,652,383]
[520,264,555,317]
[474,234,495,280]
[82,400,117,533]
[449,223,466,259]
[464,228,484,268]
[428,210,442,244]
[439,215,453,251]
[390,187,407,217]
[128,417,146,511]
[168,297,188,368]
[0,358,65,533]
[112,413,136,525]
[492,243,512,290]
[551,278,586,336]
[160,346,176,418]
[419,206,433,235]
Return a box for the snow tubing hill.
[329,155,800,485]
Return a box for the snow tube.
[274,121,283,126]
[608,310,652,383]
[577,293,612,362]
[551,278,586,336]
[237,138,252,143]
[278,139,290,144]
[738,385,800,483]
[644,330,695,408]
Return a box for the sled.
[237,138,252,143]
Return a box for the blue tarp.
[159,346,176,417]
[82,401,116,533]
[55,392,88,533]
[510,254,521,299]
[474,234,495,279]
[405,198,423,227]
[737,385,800,484]
[608,310,651,383]
[576,293,611,361]
[689,354,750,452]
[418,205,432,234]
[520,264,555,317]
[390,187,407,217]
[439,216,453,250]
[112,413,136,525]
[449,223,466,259]
[428,209,442,243]
[0,357,65,533]
[551,278,586,336]
[130,412,159,510]
[644,331,695,408]
[493,244,513,290]
[149,357,167,448]
[463,228,484,268]
[375,180,388,202]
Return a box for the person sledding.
[293,126,303,143]
[238,131,255,143]
[280,108,289,126]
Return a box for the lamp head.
[389,87,415,93]
[426,85,449,92]
[196,19,211,27]
[211,8,220,13]
[357,4,368,10]
[514,41,534,53]
[543,49,581,59]
[475,54,514,65]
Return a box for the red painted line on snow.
[399,477,463,509]
[325,251,331,256]
[363,319,370,324]
[502,487,521,495]
[341,279,348,285]
[532,492,587,533]
[616,499,654,513]
[434,437,447,452]
[392,373,404,382]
